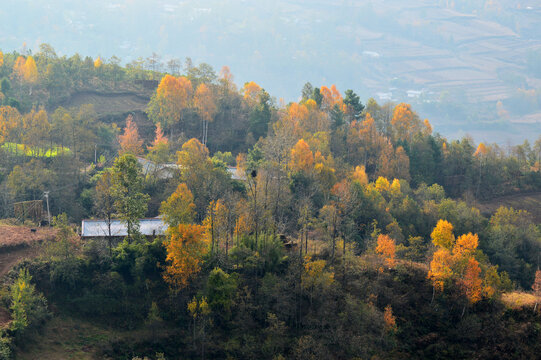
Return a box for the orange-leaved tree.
[147,122,170,164]
[391,103,421,142]
[428,220,492,304]
[376,234,397,268]
[118,114,143,155]
[243,81,262,101]
[147,74,193,133]
[463,257,483,304]
[383,305,397,333]
[164,224,209,289]
[289,139,314,174]
[320,85,345,112]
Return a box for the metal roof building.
[81,218,168,237]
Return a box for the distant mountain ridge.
[1,0,540,143]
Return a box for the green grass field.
[1,142,72,158]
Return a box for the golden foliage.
[390,179,401,197]
[23,56,38,83]
[148,74,193,128]
[423,119,432,135]
[164,224,209,289]
[94,57,102,68]
[376,234,396,267]
[320,84,345,112]
[374,176,391,193]
[0,106,22,143]
[453,233,478,257]
[302,256,334,290]
[431,219,455,249]
[474,143,488,157]
[391,103,421,141]
[501,292,539,309]
[177,138,210,168]
[243,81,262,100]
[352,165,368,185]
[194,83,217,123]
[289,139,314,173]
[428,248,454,292]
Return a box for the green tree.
[110,154,150,241]
[10,268,49,336]
[343,89,364,122]
[249,89,272,140]
[94,169,116,252]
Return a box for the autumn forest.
[0,45,540,359]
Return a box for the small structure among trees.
[13,200,43,224]
[81,218,167,238]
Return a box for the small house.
[81,218,168,238]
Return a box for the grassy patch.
[477,192,541,223]
[501,292,539,309]
[1,142,71,158]
[15,316,118,360]
[15,314,175,360]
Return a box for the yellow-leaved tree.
[23,56,38,84]
[164,224,209,289]
[160,183,196,228]
[94,57,103,68]
[428,220,495,305]
[147,74,193,134]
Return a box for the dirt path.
[0,245,39,278]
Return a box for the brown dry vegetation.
[57,91,149,116]
[0,307,11,329]
[0,224,57,250]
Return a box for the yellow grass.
[501,292,539,309]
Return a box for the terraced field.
[477,192,541,222]
[58,91,150,116]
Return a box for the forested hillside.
[0,45,540,359]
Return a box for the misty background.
[1,0,540,144]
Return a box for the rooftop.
[81,218,168,237]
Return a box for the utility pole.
[94,144,97,164]
[44,191,51,226]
